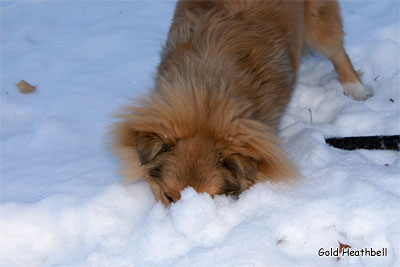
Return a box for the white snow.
[1,1,399,266]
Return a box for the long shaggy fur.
[111,0,370,205]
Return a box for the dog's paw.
[343,82,373,101]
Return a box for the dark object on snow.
[326,135,400,151]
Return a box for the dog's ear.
[111,119,172,182]
[136,132,171,165]
[222,119,298,183]
[223,154,258,191]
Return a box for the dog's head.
[134,132,256,204]
[112,91,296,205]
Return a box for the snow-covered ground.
[1,1,399,266]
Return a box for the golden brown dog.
[112,0,372,205]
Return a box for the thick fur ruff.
[112,0,370,205]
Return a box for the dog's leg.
[305,0,373,100]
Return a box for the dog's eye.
[164,193,174,203]
[159,143,172,154]
[154,143,172,159]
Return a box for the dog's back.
[158,0,306,128]
[171,0,305,64]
